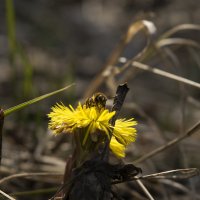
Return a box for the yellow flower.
[48,101,137,158]
[48,103,76,134]
[108,118,137,158]
[48,103,115,137]
[110,137,125,158]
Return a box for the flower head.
[48,98,137,158]
[48,103,115,136]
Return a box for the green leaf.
[4,83,75,117]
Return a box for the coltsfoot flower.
[48,97,137,158]
[48,103,115,136]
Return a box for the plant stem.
[102,83,129,161]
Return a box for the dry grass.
[0,1,200,199]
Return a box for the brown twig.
[110,83,129,126]
[136,179,155,200]
[0,172,63,185]
[159,24,200,39]
[84,20,155,99]
[133,121,200,164]
[102,83,129,161]
[0,190,16,200]
[158,179,200,199]
[131,61,200,89]
[113,168,199,184]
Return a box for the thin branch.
[140,168,199,180]
[84,20,156,98]
[136,179,155,200]
[160,24,200,39]
[112,168,199,184]
[157,38,200,49]
[158,179,200,199]
[0,190,16,200]
[133,121,200,164]
[132,61,200,89]
[102,83,129,160]
[10,187,57,197]
[0,172,63,185]
[110,83,129,126]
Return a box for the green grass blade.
[17,44,33,98]
[4,83,75,117]
[6,0,17,59]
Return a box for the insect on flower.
[48,91,137,158]
[85,92,107,110]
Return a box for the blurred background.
[0,0,200,199]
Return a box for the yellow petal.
[113,118,137,145]
[109,137,126,158]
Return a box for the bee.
[85,93,107,110]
